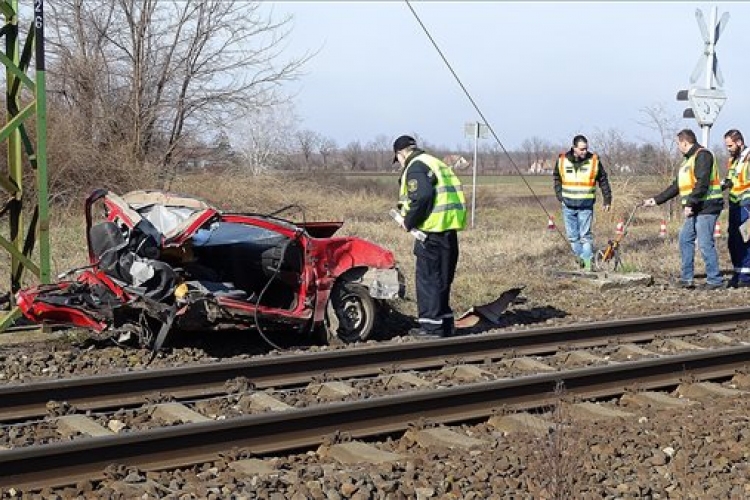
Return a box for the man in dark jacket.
[643,129,724,289]
[553,135,612,271]
[722,129,750,287]
[393,135,467,339]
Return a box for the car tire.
[324,281,377,344]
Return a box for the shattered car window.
[192,222,284,247]
[136,205,202,236]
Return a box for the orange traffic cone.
[615,220,625,236]
[659,220,667,237]
[714,220,722,238]
[547,215,556,231]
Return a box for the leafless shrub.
[525,381,584,499]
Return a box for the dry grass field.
[2,171,732,323]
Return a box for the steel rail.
[0,307,748,422]
[0,344,748,490]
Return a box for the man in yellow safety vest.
[553,134,612,271]
[393,135,467,339]
[722,129,750,287]
[643,128,724,290]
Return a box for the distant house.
[614,163,633,174]
[528,159,553,174]
[179,143,239,172]
[443,154,471,171]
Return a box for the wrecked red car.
[17,189,404,349]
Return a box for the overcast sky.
[269,1,750,150]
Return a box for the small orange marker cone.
[659,220,667,237]
[615,220,625,236]
[714,220,722,238]
[547,215,556,231]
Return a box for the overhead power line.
[403,0,566,240]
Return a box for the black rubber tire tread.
[324,281,377,344]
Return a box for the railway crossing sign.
[690,8,729,86]
[677,7,730,145]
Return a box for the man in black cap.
[393,134,467,338]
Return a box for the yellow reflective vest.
[726,149,750,204]
[399,153,467,232]
[678,148,722,206]
[557,153,599,202]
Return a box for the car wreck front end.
[16,189,405,349]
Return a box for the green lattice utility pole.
[0,0,50,331]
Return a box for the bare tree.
[46,1,117,145]
[46,0,310,186]
[318,137,338,171]
[483,142,506,174]
[521,136,554,173]
[233,104,296,175]
[638,103,683,220]
[637,143,660,171]
[342,140,363,171]
[367,134,391,171]
[590,128,636,175]
[295,129,321,171]
[637,103,681,178]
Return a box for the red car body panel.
[17,189,404,344]
[18,270,127,332]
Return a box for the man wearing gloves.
[393,135,466,339]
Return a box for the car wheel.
[324,281,377,344]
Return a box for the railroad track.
[1,308,750,490]
[1,307,749,422]
[1,346,749,490]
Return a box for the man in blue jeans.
[553,135,612,270]
[643,129,724,290]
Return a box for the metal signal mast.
[0,0,50,331]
